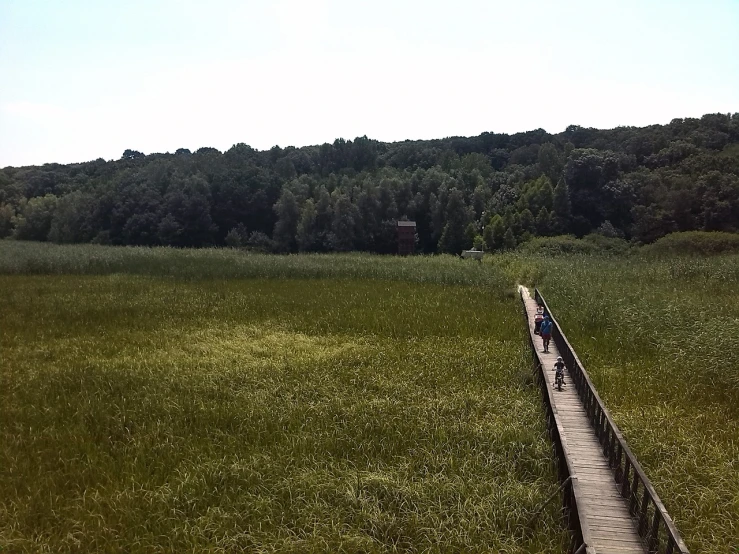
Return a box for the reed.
[0,243,567,552]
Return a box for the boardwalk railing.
[520,294,595,554]
[534,288,690,554]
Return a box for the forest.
[1,113,738,253]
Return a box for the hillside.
[1,113,738,252]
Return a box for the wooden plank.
[590,523,640,533]
[585,512,636,521]
[578,497,625,506]
[577,480,620,487]
[579,491,625,500]
[566,443,605,450]
[590,524,643,534]
[568,443,606,449]
[588,521,639,532]
[582,497,634,507]
[588,543,644,553]
[569,455,609,461]
[570,461,610,467]
[585,507,637,518]
[582,500,638,510]
[567,450,608,458]
[588,538,645,551]
[576,474,620,482]
[561,425,601,430]
[589,531,645,543]
[585,505,635,515]
[576,477,620,484]
[590,514,636,531]
[571,466,614,473]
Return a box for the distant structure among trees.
[1,113,738,251]
[397,221,416,255]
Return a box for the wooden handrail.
[534,289,690,554]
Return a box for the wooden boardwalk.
[521,286,646,554]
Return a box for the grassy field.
[0,242,568,553]
[0,241,504,287]
[502,252,739,554]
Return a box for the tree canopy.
[1,114,738,251]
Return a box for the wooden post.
[629,477,639,516]
[647,508,661,553]
[638,488,650,536]
[621,458,631,497]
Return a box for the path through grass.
[502,252,739,554]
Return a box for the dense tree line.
[1,113,738,253]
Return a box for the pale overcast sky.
[1,0,737,167]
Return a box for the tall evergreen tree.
[355,189,380,250]
[519,209,535,235]
[483,214,506,251]
[464,222,477,250]
[536,207,552,236]
[503,227,516,250]
[273,189,300,252]
[552,178,572,233]
[0,203,14,238]
[538,142,564,182]
[314,186,333,251]
[296,199,317,251]
[438,189,468,254]
[330,194,358,251]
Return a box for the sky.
[1,0,737,167]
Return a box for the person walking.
[534,306,544,335]
[540,315,553,353]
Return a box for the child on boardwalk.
[554,356,566,386]
[540,315,552,353]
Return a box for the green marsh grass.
[0,241,506,287]
[502,252,739,554]
[0,242,568,552]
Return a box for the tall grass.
[501,251,739,554]
[0,244,567,552]
[0,241,509,290]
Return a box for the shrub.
[225,224,249,248]
[582,233,631,253]
[644,231,739,256]
[517,235,598,255]
[518,234,632,256]
[245,231,275,253]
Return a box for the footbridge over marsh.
[519,286,690,554]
